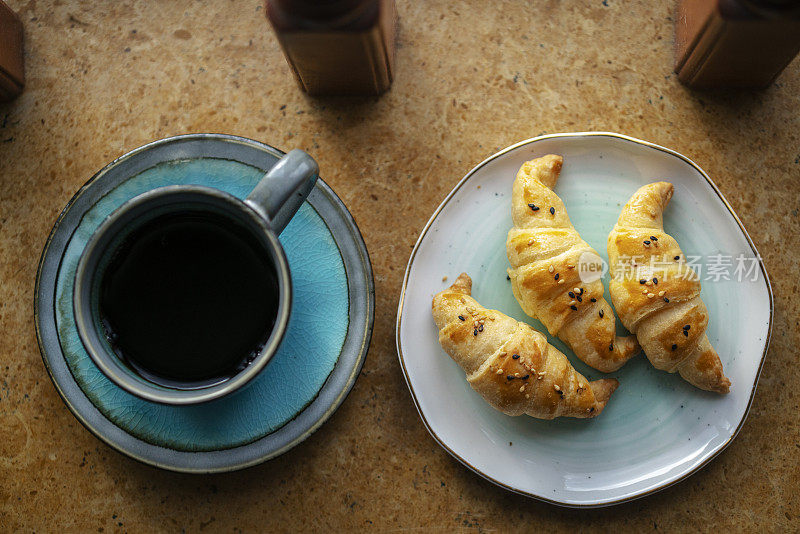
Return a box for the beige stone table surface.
[1,0,798,531]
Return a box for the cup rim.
[73,185,293,405]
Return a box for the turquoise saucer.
[35,134,374,472]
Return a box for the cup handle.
[244,149,319,234]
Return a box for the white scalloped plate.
[396,133,772,507]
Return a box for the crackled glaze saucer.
[36,134,374,473]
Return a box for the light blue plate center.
[54,158,349,452]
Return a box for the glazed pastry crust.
[432,273,618,419]
[506,155,639,373]
[607,181,730,394]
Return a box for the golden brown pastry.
[432,273,619,419]
[607,182,730,394]
[506,155,639,373]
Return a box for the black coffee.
[99,211,279,387]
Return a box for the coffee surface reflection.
[99,211,279,388]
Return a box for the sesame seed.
[599,309,604,318]
[590,297,597,302]
[506,274,511,281]
[647,293,655,298]
[478,324,484,332]
[608,343,613,351]
[528,203,538,210]
[570,305,578,311]
[521,374,529,380]
[567,265,575,269]
[646,280,653,286]
[652,277,658,284]
[554,273,559,280]
[640,279,647,284]
[549,265,554,273]
[519,385,525,392]
[672,344,677,350]
[569,300,576,306]
[650,236,658,241]
[674,255,680,261]
[458,315,465,321]
[573,287,581,293]
[554,384,561,391]
[664,297,670,302]
[512,354,520,359]
[569,292,575,298]
[550,207,555,215]
[525,394,530,399]
[473,329,478,336]
[658,290,665,297]
[683,324,691,330]
[642,289,649,294]
[683,330,689,337]
[496,369,503,375]
[558,279,565,285]
[643,240,651,246]
[514,372,520,377]
[576,296,582,302]
[507,375,514,381]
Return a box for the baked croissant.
[506,155,639,373]
[607,182,730,394]
[432,273,619,419]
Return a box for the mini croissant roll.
[607,182,730,394]
[506,155,639,373]
[432,273,619,419]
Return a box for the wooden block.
[0,0,24,101]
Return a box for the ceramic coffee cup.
[73,149,319,405]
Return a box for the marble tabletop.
[0,0,797,530]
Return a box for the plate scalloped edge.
[395,131,774,508]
